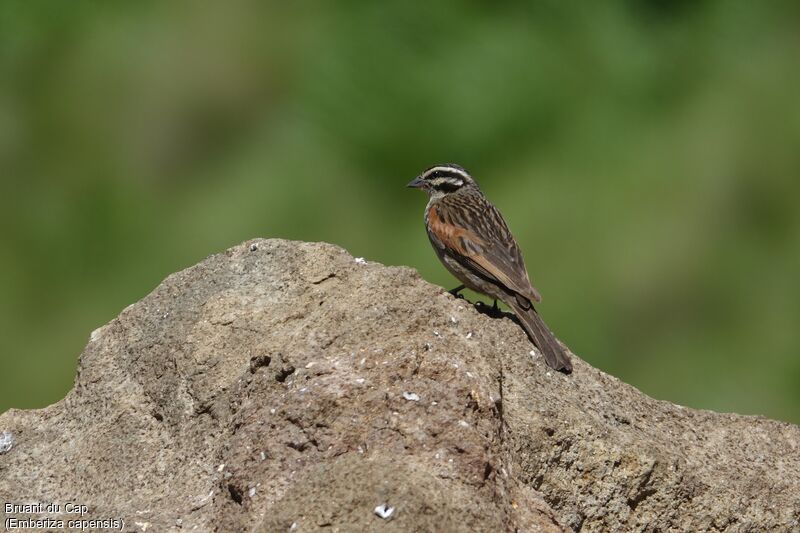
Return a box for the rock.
[0,239,798,532]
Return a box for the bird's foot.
[448,285,466,299]
[475,300,505,318]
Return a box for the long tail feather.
[510,301,572,373]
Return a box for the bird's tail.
[510,298,572,373]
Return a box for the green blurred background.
[1,1,798,423]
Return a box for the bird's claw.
[448,285,466,298]
[475,300,504,318]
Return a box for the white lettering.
[65,502,88,516]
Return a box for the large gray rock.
[1,239,798,532]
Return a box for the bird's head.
[406,164,477,197]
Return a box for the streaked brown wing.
[428,193,542,302]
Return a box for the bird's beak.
[406,176,425,189]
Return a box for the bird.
[407,163,572,373]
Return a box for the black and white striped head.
[406,164,477,197]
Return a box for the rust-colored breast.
[427,205,485,257]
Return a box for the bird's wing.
[427,196,542,302]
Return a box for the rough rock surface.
[1,239,798,532]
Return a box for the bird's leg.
[492,300,499,313]
[448,284,466,298]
